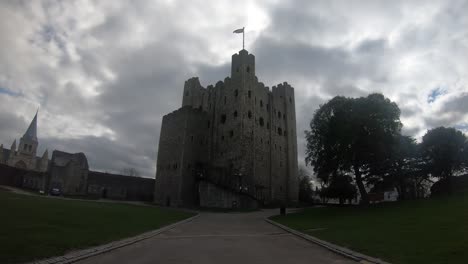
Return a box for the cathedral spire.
[23,110,38,141]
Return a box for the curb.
[265,218,391,264]
[29,214,200,264]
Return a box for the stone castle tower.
[0,111,48,172]
[155,49,298,208]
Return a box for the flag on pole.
[233,27,244,33]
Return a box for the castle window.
[28,145,32,151]
[248,90,251,98]
[248,111,252,119]
[267,104,270,110]
[221,135,225,141]
[24,144,27,151]
[229,130,234,138]
[278,111,281,118]
[233,111,238,118]
[220,114,226,124]
[224,96,227,105]
[267,122,270,129]
[260,100,263,107]
[235,89,238,97]
[289,97,292,103]
[246,66,250,73]
[280,161,282,167]
[191,135,194,142]
[284,131,287,137]
[283,113,286,120]
[275,144,277,150]
[278,127,283,135]
[236,67,239,73]
[280,146,282,151]
[259,117,264,127]
[207,121,211,128]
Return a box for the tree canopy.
[421,127,468,181]
[306,93,402,204]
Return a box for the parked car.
[50,188,61,196]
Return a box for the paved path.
[77,210,355,264]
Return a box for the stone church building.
[155,49,299,208]
[0,112,49,172]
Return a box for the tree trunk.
[397,180,406,200]
[354,164,369,204]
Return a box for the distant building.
[0,112,155,202]
[155,49,299,208]
[49,150,89,195]
[0,111,49,172]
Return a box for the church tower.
[18,111,39,158]
[6,111,48,171]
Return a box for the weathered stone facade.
[49,150,89,195]
[155,49,299,208]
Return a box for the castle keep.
[155,49,298,208]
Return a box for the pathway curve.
[77,209,355,264]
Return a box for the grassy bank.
[0,189,194,263]
[271,193,468,264]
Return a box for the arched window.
[220,114,227,124]
[246,66,250,73]
[233,111,238,118]
[259,117,264,127]
[248,111,252,119]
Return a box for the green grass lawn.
[272,193,468,264]
[0,189,195,263]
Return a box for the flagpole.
[243,27,245,50]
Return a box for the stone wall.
[49,150,88,196]
[0,163,46,191]
[155,106,209,207]
[198,181,258,209]
[88,171,154,201]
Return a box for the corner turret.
[231,49,255,80]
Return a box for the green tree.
[320,173,356,204]
[369,135,428,200]
[421,127,468,193]
[306,93,402,204]
[298,167,314,204]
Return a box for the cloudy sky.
[0,0,467,177]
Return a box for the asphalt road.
[77,210,355,264]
